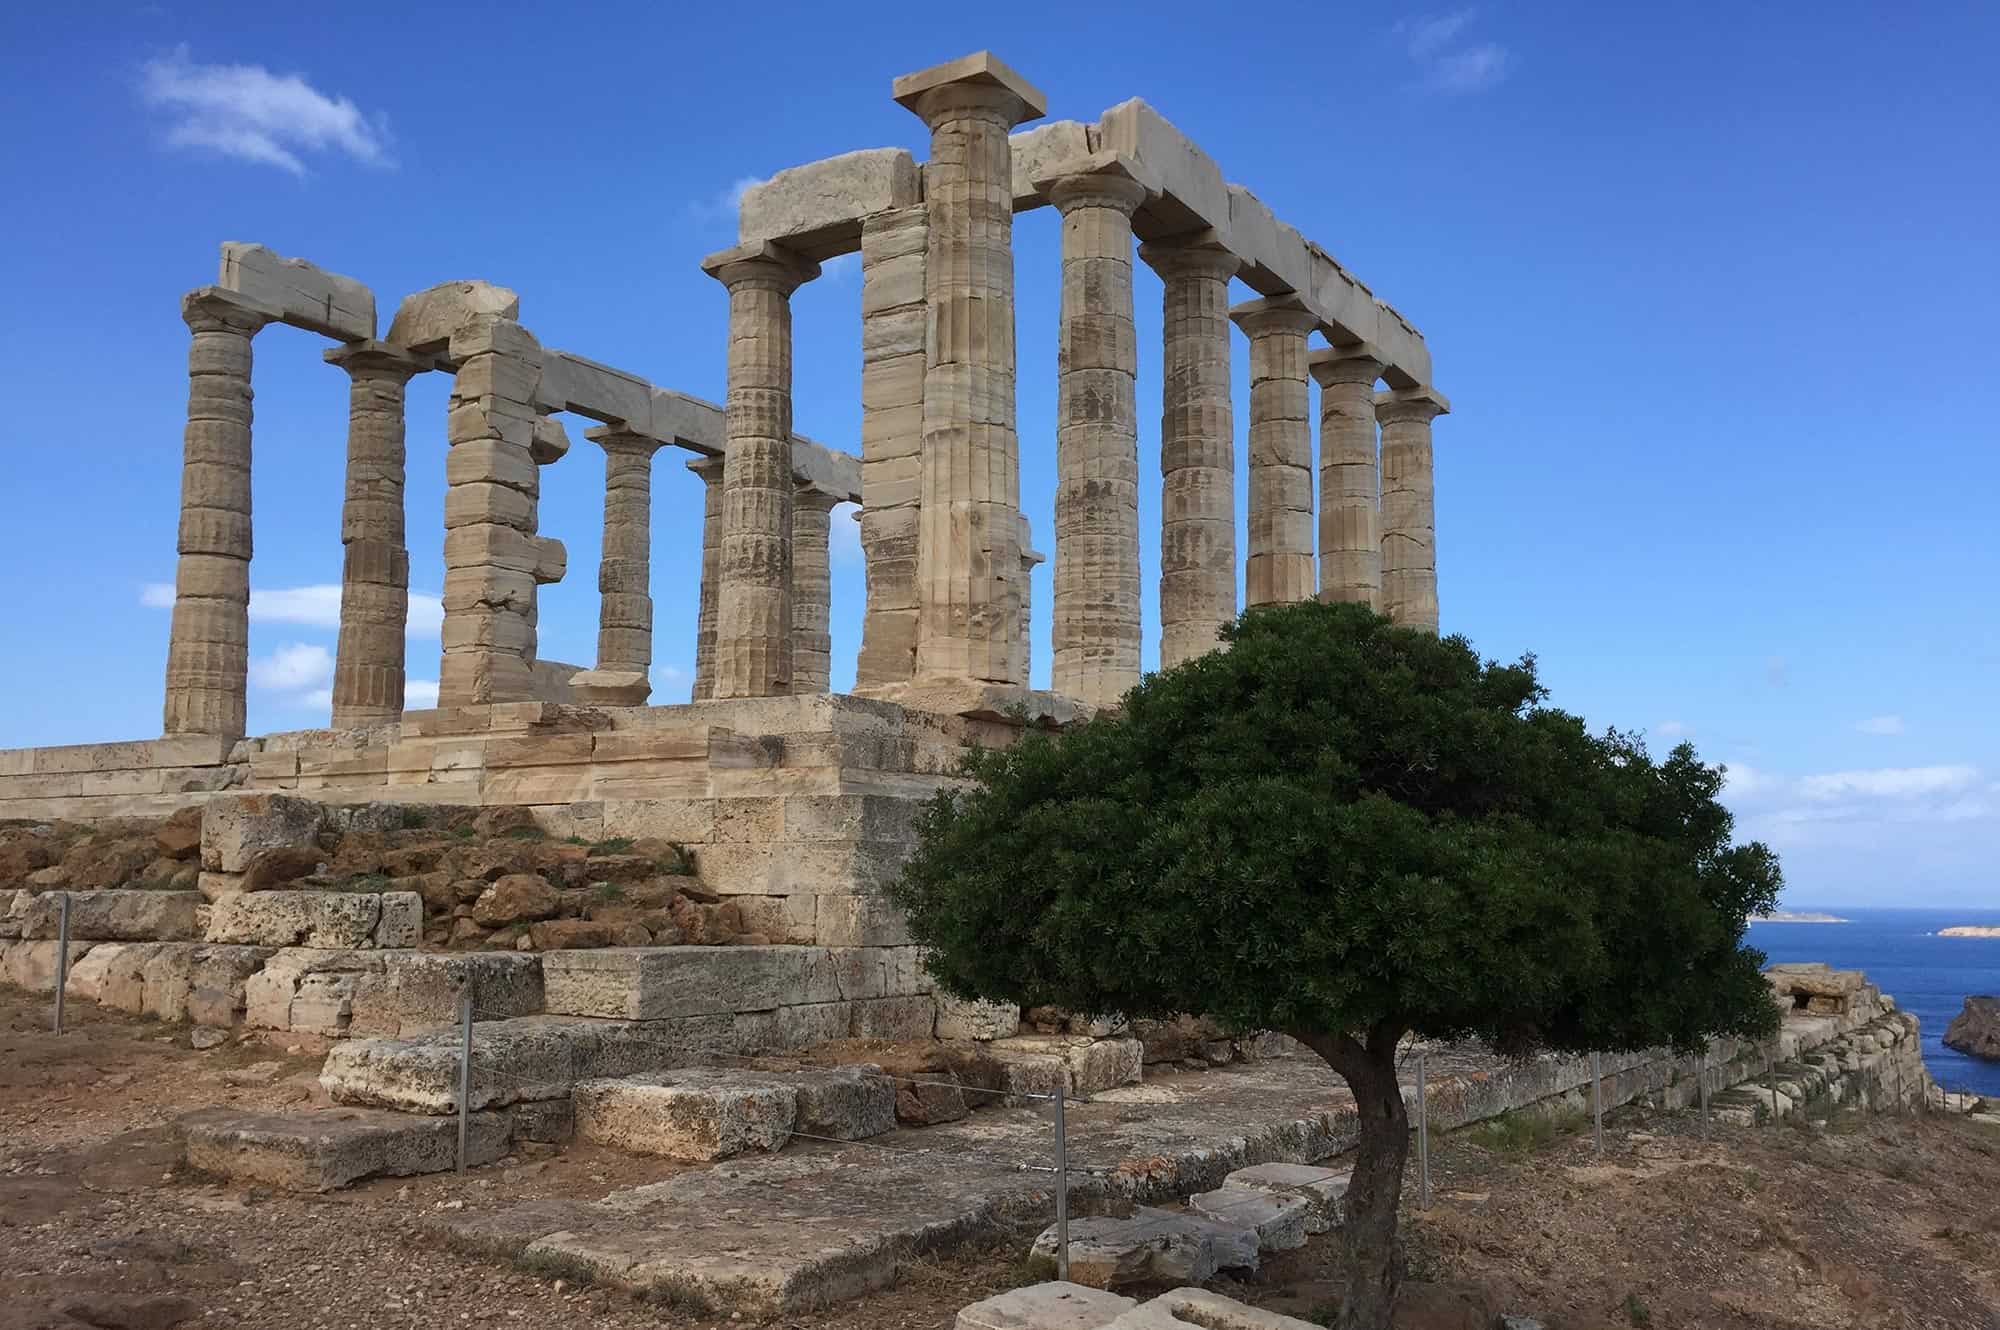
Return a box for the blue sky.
[0,2,1994,907]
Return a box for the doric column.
[1231,296,1319,609]
[1309,349,1387,608]
[164,288,270,737]
[687,454,726,701]
[1017,512,1044,686]
[587,427,665,678]
[700,241,818,700]
[893,53,1046,684]
[790,489,837,694]
[1375,386,1451,632]
[1043,153,1148,707]
[1138,236,1240,669]
[324,340,426,727]
[855,204,927,688]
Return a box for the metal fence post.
[1698,1048,1710,1137]
[456,986,474,1176]
[1766,1045,1777,1125]
[1053,1088,1069,1281]
[1591,1052,1604,1156]
[53,892,71,1035]
[1415,1049,1430,1210]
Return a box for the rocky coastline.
[1943,995,2000,1061]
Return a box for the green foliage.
[398,806,429,830]
[656,843,695,876]
[888,601,1782,1060]
[590,837,634,855]
[595,881,626,903]
[1624,1292,1653,1326]
[1466,1106,1587,1158]
[451,825,476,841]
[501,825,546,840]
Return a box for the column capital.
[1230,294,1319,339]
[1137,231,1240,282]
[585,423,666,458]
[323,338,431,382]
[893,50,1046,128]
[793,485,842,513]
[1308,347,1387,388]
[1375,384,1452,424]
[181,286,274,336]
[686,452,727,482]
[700,240,818,294]
[1037,150,1155,215]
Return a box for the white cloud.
[139,46,391,176]
[141,581,443,639]
[821,253,860,282]
[249,642,333,691]
[1394,10,1511,95]
[1855,714,1905,736]
[692,175,765,222]
[299,687,333,710]
[829,501,863,566]
[405,679,440,709]
[1656,720,1689,738]
[1795,765,1978,803]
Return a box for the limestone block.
[1009,120,1097,208]
[1306,245,1380,350]
[894,50,1047,118]
[1030,1208,1258,1289]
[1106,1289,1320,1330]
[218,243,374,341]
[142,944,197,1021]
[936,995,1021,1041]
[815,893,911,946]
[204,891,383,949]
[352,951,544,1036]
[0,889,26,939]
[1187,1187,1308,1251]
[790,1066,897,1140]
[568,669,651,706]
[387,280,520,356]
[739,148,920,259]
[993,1036,1141,1095]
[180,1106,510,1192]
[1096,100,1229,241]
[243,948,387,1032]
[508,1097,575,1144]
[202,792,325,874]
[186,945,278,1026]
[90,941,170,1012]
[374,892,422,948]
[61,942,130,1004]
[1221,1163,1349,1234]
[956,1282,1136,1330]
[573,1070,797,1160]
[2,940,93,993]
[541,946,826,1020]
[850,995,936,1041]
[21,890,202,941]
[536,350,651,426]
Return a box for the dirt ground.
[4,990,1998,1330]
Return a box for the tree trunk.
[1294,1027,1410,1330]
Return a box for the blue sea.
[1749,908,2000,1099]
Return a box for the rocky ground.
[4,989,1997,1330]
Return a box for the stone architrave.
[164,287,272,738]
[1138,235,1239,669]
[1309,349,1387,608]
[791,489,837,693]
[324,340,428,727]
[1043,153,1149,707]
[1231,296,1319,609]
[855,204,927,689]
[700,241,819,700]
[894,53,1047,685]
[1375,386,1450,632]
[586,426,665,682]
[437,316,546,705]
[687,454,726,701]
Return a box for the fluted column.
[855,204,927,688]
[687,454,726,701]
[1044,154,1148,706]
[1231,296,1319,609]
[587,427,664,676]
[164,288,270,737]
[1016,511,1043,686]
[700,241,817,699]
[1138,236,1239,668]
[894,54,1046,684]
[324,341,425,727]
[1309,349,1387,608]
[1376,387,1451,632]
[790,489,837,693]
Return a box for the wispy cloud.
[1855,714,1906,736]
[821,253,860,282]
[141,581,442,638]
[1655,719,1689,738]
[250,642,333,692]
[1725,761,1995,852]
[1393,9,1512,95]
[138,45,391,176]
[690,175,765,223]
[829,501,863,565]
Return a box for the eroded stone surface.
[181,1106,509,1190]
[1221,1162,1349,1233]
[1187,1186,1308,1251]
[574,1069,798,1160]
[1030,1207,1258,1288]
[957,1282,1136,1330]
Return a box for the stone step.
[1101,1288,1321,1329]
[573,1066,895,1160]
[956,1282,1137,1330]
[987,1037,1142,1097]
[1220,1162,1350,1233]
[1186,1186,1309,1251]
[180,1106,511,1191]
[1029,1207,1261,1288]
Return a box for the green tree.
[887,602,1782,1330]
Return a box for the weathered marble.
[1231,296,1318,609]
[1308,349,1386,609]
[791,489,837,694]
[687,453,726,701]
[1375,386,1449,632]
[588,427,664,688]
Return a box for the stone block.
[142,944,197,1021]
[1106,1289,1320,1329]
[1030,1208,1258,1289]
[815,893,911,945]
[360,951,544,1035]
[202,792,325,874]
[573,1069,797,1161]
[1096,99,1229,241]
[21,890,202,941]
[992,1036,1141,1095]
[850,995,935,1041]
[180,1106,509,1191]
[218,242,374,340]
[186,945,277,1026]
[541,946,822,1020]
[568,669,651,706]
[956,1282,1136,1330]
[1009,120,1096,208]
[739,148,920,259]
[204,891,383,949]
[536,350,652,426]
[374,892,423,948]
[1187,1187,1308,1252]
[1221,1163,1349,1234]
[243,948,387,1032]
[2,940,93,993]
[790,1066,897,1140]
[387,280,520,355]
[937,995,1021,1041]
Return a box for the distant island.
[1939,926,2000,939]
[1752,910,1851,924]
